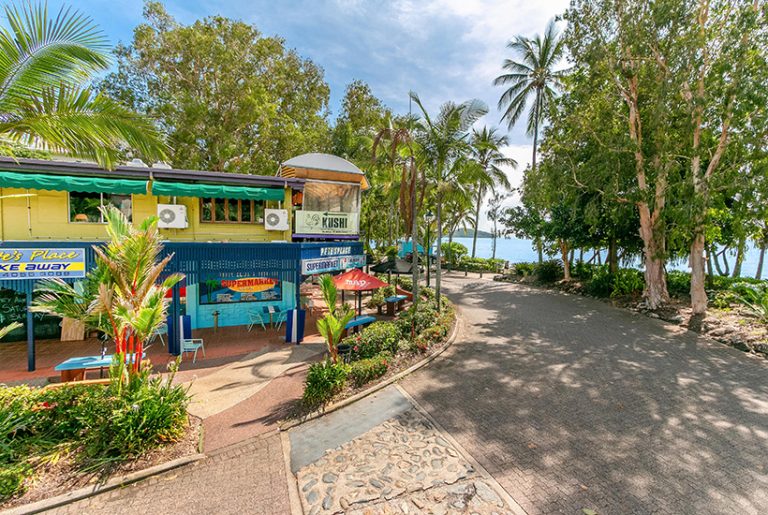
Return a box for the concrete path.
[402,274,768,515]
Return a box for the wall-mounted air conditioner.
[264,209,289,231]
[157,204,188,229]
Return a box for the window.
[302,181,360,213]
[69,192,132,223]
[200,198,265,224]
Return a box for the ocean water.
[450,236,766,279]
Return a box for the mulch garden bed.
[1,415,202,510]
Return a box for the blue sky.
[70,0,569,228]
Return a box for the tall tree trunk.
[491,217,498,260]
[705,242,715,288]
[411,161,419,308]
[732,234,746,278]
[531,89,541,171]
[559,240,571,281]
[608,237,618,274]
[579,247,584,263]
[690,232,708,314]
[596,248,602,265]
[712,248,726,276]
[435,199,443,311]
[471,188,481,258]
[536,239,543,264]
[638,203,670,309]
[756,241,767,280]
[447,231,453,272]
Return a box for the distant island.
[451,228,493,238]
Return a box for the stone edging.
[2,453,206,515]
[278,306,462,432]
[4,420,206,514]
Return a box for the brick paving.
[50,433,291,515]
[402,274,768,515]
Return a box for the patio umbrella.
[333,268,388,316]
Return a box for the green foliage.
[0,362,189,500]
[610,268,644,298]
[441,242,468,266]
[343,321,401,360]
[316,275,355,363]
[512,262,537,277]
[667,271,692,298]
[535,260,563,283]
[583,265,614,297]
[731,282,768,322]
[101,2,329,173]
[348,354,390,388]
[302,359,349,407]
[396,277,413,292]
[0,3,166,168]
[459,257,504,272]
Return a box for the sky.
[70,0,570,230]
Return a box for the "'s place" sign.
[0,248,86,280]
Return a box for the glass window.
[69,192,132,223]
[201,198,212,221]
[303,181,360,213]
[200,198,264,224]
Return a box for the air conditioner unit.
[264,209,289,231]
[157,204,188,229]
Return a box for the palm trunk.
[732,234,746,278]
[471,188,481,258]
[531,89,541,171]
[608,237,618,274]
[447,231,453,272]
[756,241,767,280]
[559,240,571,281]
[435,199,443,311]
[410,159,419,307]
[705,242,715,288]
[536,238,543,264]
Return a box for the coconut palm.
[494,19,565,170]
[410,92,488,310]
[0,322,22,340]
[468,127,515,257]
[33,206,182,375]
[0,2,167,168]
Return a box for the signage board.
[0,248,86,280]
[301,254,366,275]
[295,211,359,235]
[199,277,282,304]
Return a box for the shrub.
[571,262,597,280]
[667,270,691,297]
[420,286,436,301]
[459,257,504,272]
[303,359,349,407]
[348,354,390,387]
[397,301,439,338]
[611,268,644,298]
[396,277,413,292]
[584,265,613,297]
[535,260,563,283]
[366,289,385,309]
[513,261,536,277]
[731,282,768,321]
[344,321,401,360]
[441,242,468,266]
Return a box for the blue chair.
[248,310,267,332]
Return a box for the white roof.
[281,153,364,176]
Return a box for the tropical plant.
[348,353,390,388]
[0,322,22,340]
[316,275,355,363]
[410,92,488,310]
[468,127,515,257]
[33,206,182,375]
[494,19,565,170]
[302,359,349,407]
[0,2,167,168]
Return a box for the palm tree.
[487,191,509,260]
[0,322,22,340]
[0,2,166,168]
[34,206,182,376]
[373,114,421,305]
[410,92,488,310]
[316,275,355,364]
[468,127,515,258]
[494,19,565,171]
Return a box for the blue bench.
[345,315,377,330]
[55,353,144,382]
[385,294,408,315]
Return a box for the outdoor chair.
[180,315,205,363]
[151,322,168,346]
[273,307,288,330]
[248,310,268,332]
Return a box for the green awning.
[0,170,149,195]
[151,181,285,201]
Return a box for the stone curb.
[277,305,462,432]
[2,453,206,515]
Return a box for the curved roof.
[280,153,369,190]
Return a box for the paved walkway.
[402,274,768,514]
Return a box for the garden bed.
[1,415,201,510]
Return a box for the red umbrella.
[332,268,388,316]
[333,268,388,291]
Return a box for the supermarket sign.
[0,248,86,280]
[301,255,366,275]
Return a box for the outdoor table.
[343,315,376,339]
[384,294,408,316]
[54,353,144,382]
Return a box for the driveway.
[402,274,768,514]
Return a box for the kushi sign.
[0,248,86,280]
[295,211,359,235]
